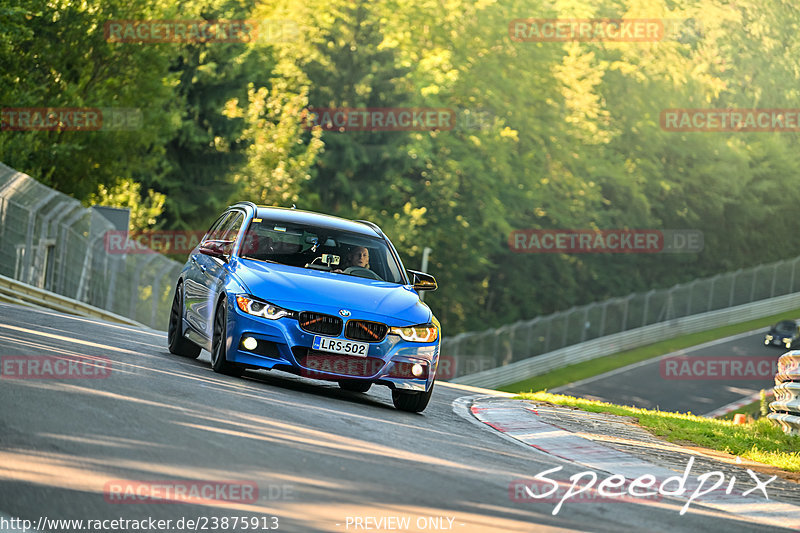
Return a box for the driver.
[333,246,370,273]
[344,246,369,269]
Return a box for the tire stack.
[767,350,800,435]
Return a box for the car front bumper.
[223,300,439,392]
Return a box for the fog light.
[411,363,424,377]
[242,337,258,351]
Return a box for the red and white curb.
[703,389,774,418]
[453,395,800,529]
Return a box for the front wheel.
[210,299,242,376]
[167,283,201,358]
[392,382,434,413]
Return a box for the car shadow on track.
[159,349,401,412]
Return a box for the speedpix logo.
[513,457,775,515]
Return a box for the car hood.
[232,258,432,326]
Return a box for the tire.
[167,283,201,359]
[392,382,434,413]
[210,298,243,376]
[338,380,372,393]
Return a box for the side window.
[203,213,231,243]
[220,212,244,242]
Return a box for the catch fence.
[0,162,181,329]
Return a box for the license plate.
[312,336,369,357]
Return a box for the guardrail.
[768,351,800,435]
[442,253,800,380]
[0,272,146,328]
[451,291,800,389]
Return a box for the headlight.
[766,335,773,341]
[390,324,439,343]
[236,295,293,320]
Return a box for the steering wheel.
[343,266,382,280]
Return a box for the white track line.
[550,329,762,393]
[703,389,774,418]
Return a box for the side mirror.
[198,239,233,261]
[408,269,437,291]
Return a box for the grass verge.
[518,392,800,472]
[501,307,800,393]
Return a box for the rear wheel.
[392,382,434,413]
[167,283,201,358]
[338,380,372,393]
[210,299,242,376]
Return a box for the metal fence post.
[544,316,552,352]
[561,309,573,348]
[771,263,779,297]
[643,290,654,327]
[128,255,158,321]
[151,263,177,328]
[22,191,57,284]
[686,280,697,316]
[729,269,741,307]
[599,301,608,337]
[621,295,629,331]
[580,305,591,342]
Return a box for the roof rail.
[230,201,258,211]
[356,219,384,237]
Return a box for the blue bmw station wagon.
[167,202,440,412]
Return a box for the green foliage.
[88,179,166,230]
[519,392,800,471]
[5,0,800,334]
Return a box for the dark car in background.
[764,319,800,349]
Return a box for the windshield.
[774,321,796,334]
[239,218,405,284]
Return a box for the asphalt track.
[553,328,786,415]
[0,303,795,532]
